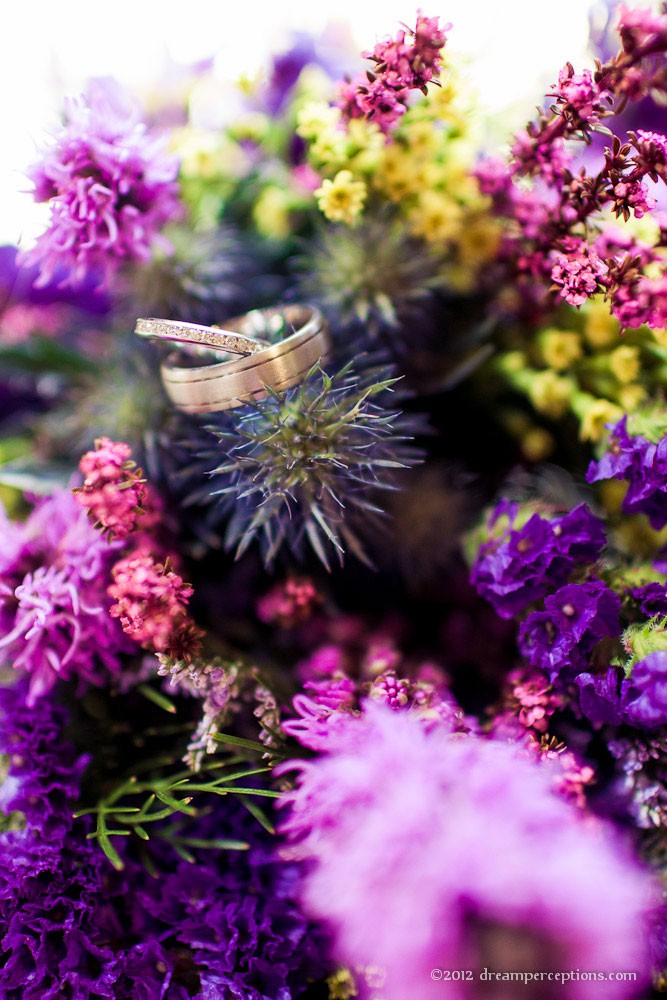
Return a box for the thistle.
[128,224,284,326]
[172,361,423,567]
[294,220,443,336]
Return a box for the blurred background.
[0,0,602,247]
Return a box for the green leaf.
[137,683,178,714]
[239,796,276,835]
[0,336,96,376]
[211,733,271,754]
[0,458,73,494]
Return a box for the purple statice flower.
[19,77,181,290]
[470,501,606,619]
[576,667,627,726]
[624,651,667,729]
[279,702,653,1000]
[632,581,667,618]
[0,491,131,703]
[608,731,667,828]
[518,579,621,679]
[550,238,610,307]
[0,681,329,998]
[587,415,667,529]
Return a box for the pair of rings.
[135,305,330,414]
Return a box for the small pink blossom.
[108,552,202,658]
[551,239,609,306]
[554,65,607,122]
[257,577,320,628]
[74,437,147,539]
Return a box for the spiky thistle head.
[128,224,284,326]
[172,361,423,567]
[294,220,444,336]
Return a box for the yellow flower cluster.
[299,63,500,290]
[493,297,667,461]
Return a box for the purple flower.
[624,651,667,729]
[0,681,329,998]
[279,703,653,1000]
[576,667,626,726]
[470,501,606,619]
[0,492,130,703]
[518,580,621,679]
[19,77,181,290]
[632,581,667,618]
[587,415,667,529]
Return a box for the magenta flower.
[20,78,181,290]
[279,703,653,1000]
[338,11,449,133]
[0,492,130,703]
[550,238,609,306]
[74,436,147,539]
[553,64,608,122]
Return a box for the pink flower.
[20,78,181,290]
[550,239,609,306]
[108,552,202,658]
[617,5,667,56]
[74,437,147,539]
[553,65,607,122]
[338,11,449,133]
[279,703,653,1000]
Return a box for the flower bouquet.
[1,5,667,998]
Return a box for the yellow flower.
[652,327,667,348]
[296,101,340,141]
[315,170,367,225]
[522,426,555,462]
[456,213,502,268]
[609,344,641,384]
[617,382,646,411]
[252,186,293,240]
[408,191,463,244]
[529,371,574,419]
[539,329,582,371]
[579,399,624,442]
[309,130,348,171]
[581,297,619,349]
[403,119,440,157]
[375,145,423,201]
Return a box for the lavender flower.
[279,703,653,1000]
[518,579,621,679]
[470,501,606,619]
[0,492,130,703]
[20,77,180,290]
[587,415,667,529]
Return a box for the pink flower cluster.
[74,437,147,539]
[108,553,202,659]
[478,12,667,326]
[256,576,321,628]
[20,77,181,290]
[550,238,610,307]
[338,11,449,133]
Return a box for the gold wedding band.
[134,317,269,356]
[156,305,330,414]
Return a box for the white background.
[0,0,605,247]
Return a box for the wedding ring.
[135,317,268,356]
[157,305,331,414]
